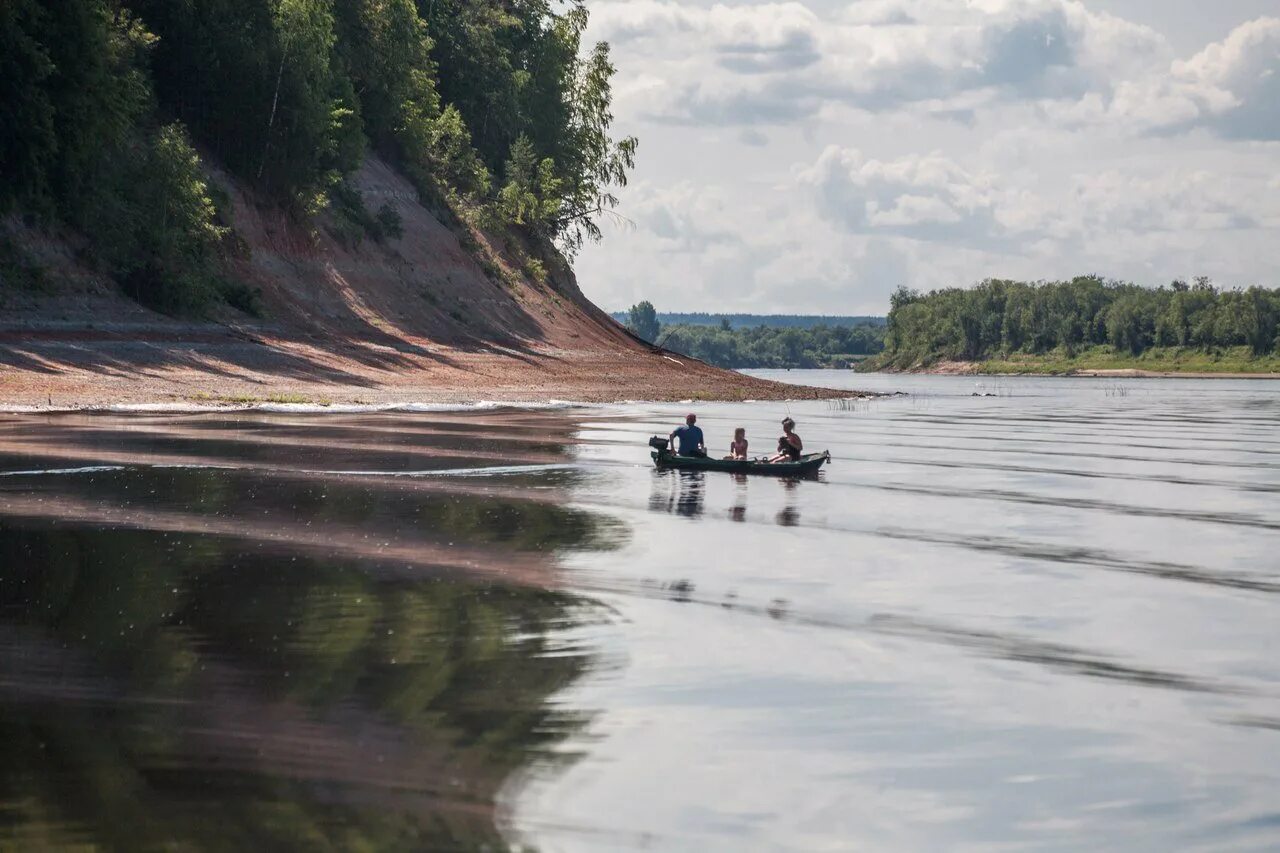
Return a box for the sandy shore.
[2,154,864,411]
[0,320,851,411]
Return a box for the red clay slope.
[0,156,845,408]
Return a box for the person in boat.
[769,417,802,463]
[727,427,749,460]
[669,413,707,457]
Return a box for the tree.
[133,0,361,207]
[86,124,227,313]
[0,0,57,213]
[549,39,638,256]
[876,276,1280,368]
[626,301,660,343]
[2,0,642,316]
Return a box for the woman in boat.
[727,427,749,460]
[769,417,802,463]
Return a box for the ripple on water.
[1,374,1278,851]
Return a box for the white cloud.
[574,3,1280,314]
[796,142,1278,247]
[1048,16,1280,138]
[591,1,822,68]
[797,146,1009,244]
[1172,17,1280,139]
[591,0,1170,126]
[622,181,745,251]
[1067,168,1280,234]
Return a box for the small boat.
[650,446,831,477]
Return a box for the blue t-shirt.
[673,424,704,455]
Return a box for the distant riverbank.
[862,346,1280,378]
[874,277,1280,379]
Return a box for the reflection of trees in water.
[42,466,624,556]
[0,473,614,849]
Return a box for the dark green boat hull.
[652,450,830,476]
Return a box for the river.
[1,372,1277,850]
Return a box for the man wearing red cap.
[669,413,707,457]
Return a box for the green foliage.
[328,179,376,243]
[134,0,363,207]
[220,280,263,316]
[0,470,613,847]
[418,0,525,172]
[626,300,660,342]
[0,234,48,292]
[331,0,493,203]
[0,0,155,217]
[374,203,402,240]
[1,0,636,310]
[418,0,636,252]
[552,39,638,256]
[610,312,887,329]
[85,124,229,314]
[524,256,548,285]
[0,1,57,213]
[0,4,230,314]
[496,135,561,226]
[876,277,1280,369]
[329,180,405,245]
[658,323,886,369]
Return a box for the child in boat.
[727,427,749,460]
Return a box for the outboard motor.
[648,435,670,451]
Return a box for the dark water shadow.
[0,411,625,848]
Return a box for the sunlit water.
[1,372,1278,850]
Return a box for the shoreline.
[896,368,1280,380]
[1,154,860,414]
[0,323,860,412]
[871,359,1280,380]
[0,396,866,415]
[0,371,856,412]
[1058,369,1280,379]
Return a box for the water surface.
[1,373,1278,850]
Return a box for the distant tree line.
[878,277,1280,368]
[620,300,885,368]
[0,0,635,313]
[656,323,885,369]
[611,311,886,329]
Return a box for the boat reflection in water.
[0,410,625,850]
[651,469,806,528]
[648,469,707,519]
[728,473,748,523]
[775,479,801,527]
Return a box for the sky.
[572,0,1280,315]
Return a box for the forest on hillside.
[0,0,635,313]
[875,277,1280,369]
